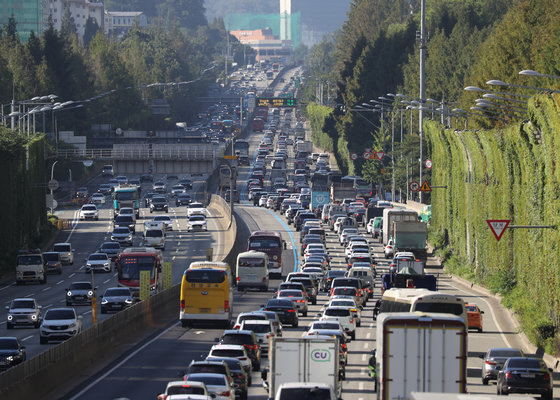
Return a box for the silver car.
[85,253,111,273]
[480,347,524,385]
[277,289,308,316]
[40,308,82,344]
[6,298,42,329]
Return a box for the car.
[75,186,88,198]
[497,357,553,399]
[480,347,524,385]
[274,382,337,400]
[114,215,136,233]
[0,337,26,370]
[144,192,158,207]
[466,303,484,332]
[150,196,169,213]
[99,241,121,261]
[90,192,106,204]
[384,239,394,258]
[188,215,207,231]
[166,174,178,181]
[153,215,173,231]
[326,298,362,327]
[52,242,74,265]
[178,178,193,190]
[140,174,153,182]
[79,204,99,220]
[156,380,211,400]
[102,164,114,177]
[42,251,62,274]
[66,281,95,305]
[116,207,136,220]
[39,307,83,344]
[111,227,133,246]
[224,190,240,204]
[276,289,308,316]
[100,287,134,314]
[263,298,298,328]
[85,252,111,273]
[115,175,128,184]
[318,306,357,340]
[202,358,249,400]
[208,344,253,377]
[178,373,235,400]
[153,181,166,193]
[239,319,276,353]
[171,184,186,197]
[188,202,207,217]
[5,298,42,329]
[176,193,192,206]
[218,330,261,372]
[98,183,113,195]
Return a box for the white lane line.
[359,382,364,391]
[103,279,111,284]
[21,335,34,341]
[0,283,15,291]
[363,342,369,349]
[83,310,92,315]
[68,322,180,400]
[56,280,64,285]
[172,256,176,261]
[25,293,35,297]
[42,287,52,292]
[69,273,75,278]
[366,332,371,339]
[44,304,53,308]
[445,281,512,348]
[361,367,366,376]
[177,242,181,246]
[65,209,81,242]
[362,354,367,361]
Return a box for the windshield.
[325,308,350,317]
[105,288,130,297]
[0,338,19,349]
[211,349,243,358]
[167,386,206,395]
[185,269,225,284]
[238,257,265,267]
[113,227,130,234]
[45,309,75,320]
[278,387,332,399]
[279,290,303,298]
[11,300,35,309]
[102,243,120,250]
[242,323,271,333]
[507,358,544,369]
[53,244,71,252]
[70,282,91,290]
[115,191,136,201]
[118,256,156,280]
[43,253,59,261]
[145,230,163,238]
[248,237,281,249]
[413,302,464,316]
[89,254,108,261]
[221,334,253,345]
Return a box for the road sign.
[139,270,150,301]
[224,155,238,160]
[487,219,511,241]
[363,152,371,159]
[256,97,296,107]
[351,153,358,160]
[163,262,172,290]
[409,181,420,192]
[375,151,385,160]
[419,180,432,192]
[48,179,59,191]
[425,159,432,169]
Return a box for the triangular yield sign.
[376,151,385,160]
[419,180,431,192]
[486,219,511,241]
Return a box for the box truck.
[393,221,428,261]
[382,208,418,245]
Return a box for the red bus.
[247,231,285,278]
[252,117,264,132]
[115,247,163,297]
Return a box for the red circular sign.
[409,181,420,192]
[351,153,358,160]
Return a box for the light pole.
[519,69,560,80]
[486,79,560,94]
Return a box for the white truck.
[381,207,418,245]
[376,312,467,400]
[262,337,342,400]
[16,250,47,285]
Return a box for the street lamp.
[486,79,560,94]
[519,69,560,80]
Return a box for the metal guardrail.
[55,148,215,160]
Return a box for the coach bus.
[247,231,286,278]
[375,288,467,322]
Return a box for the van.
[236,251,269,291]
[52,242,74,265]
[143,227,165,250]
[102,165,114,177]
[15,250,46,285]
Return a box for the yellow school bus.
[180,261,233,328]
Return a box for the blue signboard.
[311,191,329,210]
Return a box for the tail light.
[180,300,185,310]
[266,333,275,338]
[297,299,304,303]
[544,373,551,380]
[350,318,354,324]
[239,357,247,361]
[485,360,497,365]
[245,344,258,350]
[341,343,347,350]
[233,324,240,329]
[262,277,267,282]
[288,309,296,313]
[237,277,241,281]
[505,372,512,379]
[224,300,230,312]
[219,391,231,397]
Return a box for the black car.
[42,252,62,274]
[114,215,136,233]
[263,298,298,327]
[0,337,26,370]
[140,174,153,182]
[178,178,193,190]
[150,196,168,213]
[176,193,192,206]
[289,277,317,305]
[219,329,261,370]
[294,212,317,231]
[100,287,133,314]
[99,241,121,261]
[497,357,553,399]
[144,192,158,207]
[325,270,347,291]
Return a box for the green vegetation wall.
[427,93,560,353]
[0,129,47,275]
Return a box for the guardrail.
[55,148,215,160]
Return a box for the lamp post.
[486,79,560,94]
[519,69,560,80]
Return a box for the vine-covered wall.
[427,93,560,352]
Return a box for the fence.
[56,148,215,160]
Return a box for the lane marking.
[42,287,52,292]
[56,280,64,285]
[22,335,34,341]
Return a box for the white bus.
[236,250,269,291]
[377,288,467,322]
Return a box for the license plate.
[521,374,535,378]
[199,308,210,313]
[111,305,120,308]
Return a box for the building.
[104,10,147,39]
[45,0,103,40]
[0,0,46,42]
[230,28,293,64]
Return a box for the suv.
[114,215,136,233]
[39,308,82,344]
[289,277,317,305]
[15,251,46,285]
[150,196,168,213]
[330,277,365,305]
[319,306,357,340]
[6,298,42,329]
[42,252,62,274]
[219,329,261,371]
[239,319,276,353]
[66,281,96,306]
[85,253,111,273]
[102,164,114,177]
[52,242,74,265]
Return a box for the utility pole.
[419,0,426,202]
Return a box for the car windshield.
[311,322,340,330]
[331,300,355,307]
[490,349,523,358]
[266,299,292,307]
[221,334,253,345]
[53,244,71,252]
[82,205,97,211]
[89,254,108,261]
[167,386,206,396]
[113,227,130,234]
[507,358,544,369]
[11,300,35,309]
[145,230,163,238]
[70,282,91,290]
[154,216,171,222]
[279,290,303,298]
[334,288,357,296]
[242,323,271,333]
[325,308,350,317]
[189,216,205,221]
[105,288,130,297]
[188,375,226,386]
[277,387,332,399]
[101,243,120,250]
[466,305,477,312]
[211,349,243,358]
[239,314,266,323]
[45,309,75,320]
[43,253,59,261]
[0,338,19,349]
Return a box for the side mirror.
[283,241,287,250]
[78,315,83,320]
[99,295,103,299]
[94,287,98,291]
[481,310,485,314]
[478,354,484,359]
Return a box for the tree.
[60,6,77,37]
[83,17,100,48]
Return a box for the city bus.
[233,139,250,156]
[114,247,163,298]
[375,288,467,322]
[247,231,285,278]
[179,261,233,328]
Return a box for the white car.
[187,215,207,231]
[258,194,268,207]
[153,215,173,231]
[366,218,375,234]
[156,380,212,400]
[239,319,276,352]
[207,344,252,374]
[39,307,83,344]
[90,193,106,204]
[326,298,362,327]
[85,252,111,273]
[187,202,207,217]
[339,228,358,244]
[179,373,235,400]
[318,306,357,340]
[171,184,186,197]
[345,243,370,260]
[79,204,99,220]
[117,207,136,220]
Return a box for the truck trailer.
[393,220,428,261]
[382,208,418,245]
[376,312,467,400]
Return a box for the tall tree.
[83,17,100,48]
